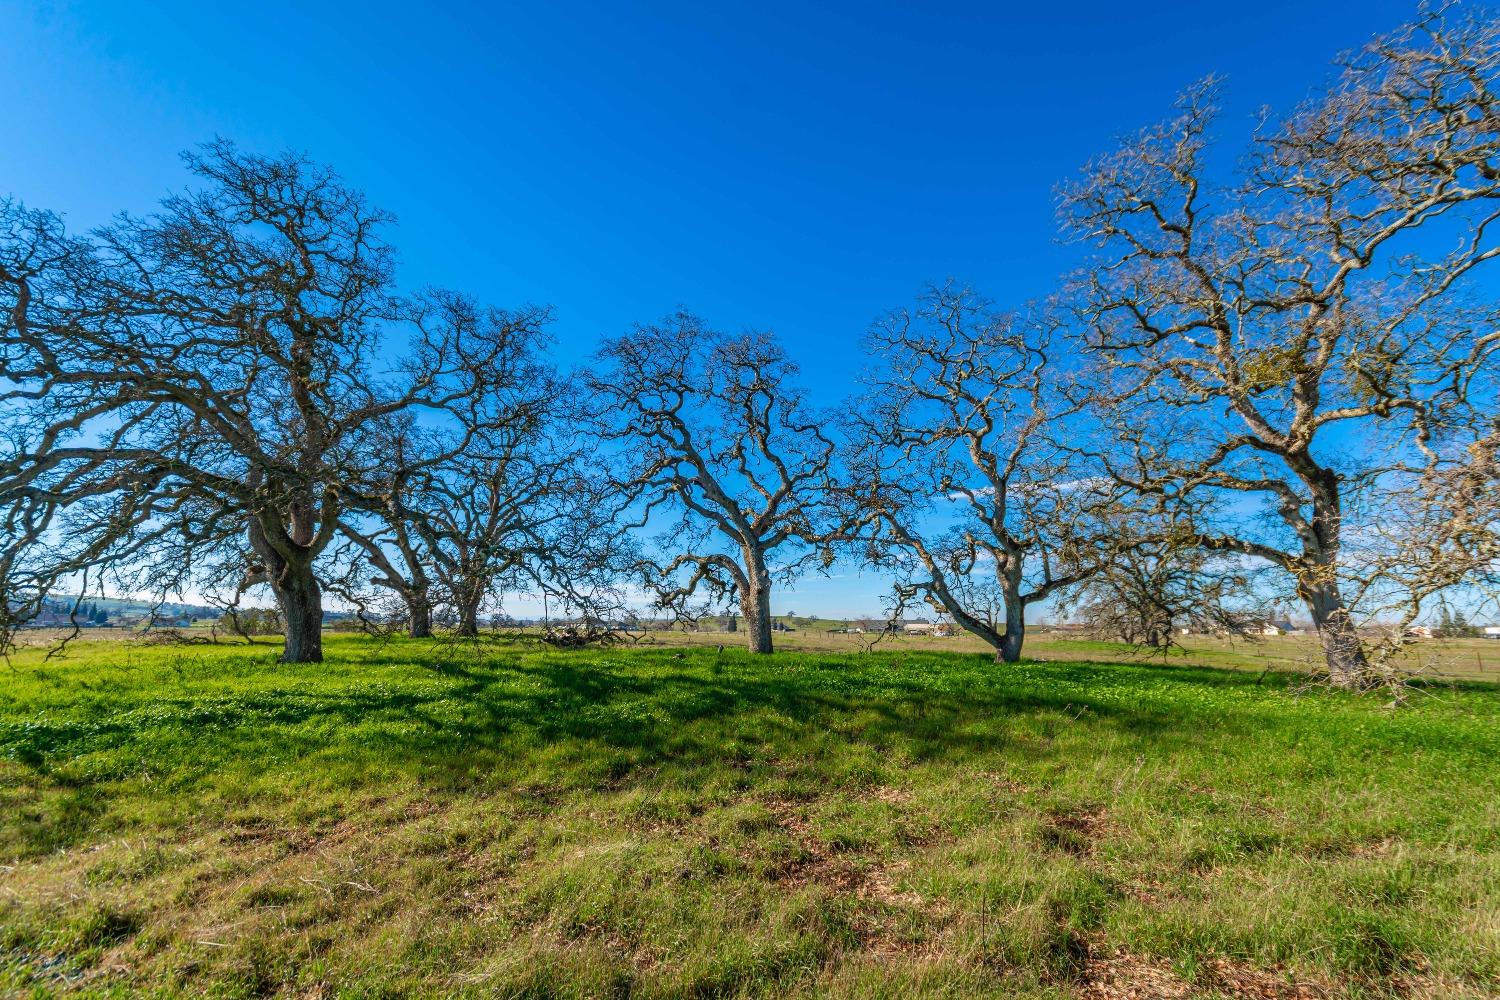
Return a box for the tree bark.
[1296,472,1369,688]
[250,514,324,663]
[997,590,1025,663]
[1301,578,1368,689]
[273,559,324,663]
[741,563,774,654]
[448,566,485,638]
[407,591,433,639]
[456,597,480,638]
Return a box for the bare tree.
[333,416,442,637]
[335,300,561,641]
[418,445,606,639]
[1061,9,1500,687]
[587,314,840,654]
[0,143,548,661]
[1345,418,1500,685]
[845,286,1127,663]
[336,386,631,643]
[1057,528,1264,649]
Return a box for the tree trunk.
[273,559,323,663]
[448,568,485,638]
[997,595,1025,663]
[249,513,324,664]
[741,567,773,654]
[1302,578,1368,689]
[407,591,432,639]
[923,582,1012,664]
[1298,477,1369,689]
[456,598,480,638]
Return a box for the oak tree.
[846,286,1125,662]
[1062,10,1500,686]
[588,314,840,654]
[0,144,547,661]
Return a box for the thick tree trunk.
[1302,578,1368,689]
[273,559,324,663]
[741,569,773,655]
[456,599,480,638]
[1297,476,1369,689]
[407,592,432,639]
[249,512,324,664]
[996,595,1025,663]
[448,569,485,638]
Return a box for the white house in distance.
[902,620,955,637]
[1483,626,1500,640]
[1258,620,1301,637]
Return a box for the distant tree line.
[1435,607,1480,640]
[2,9,1497,688]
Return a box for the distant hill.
[35,595,222,625]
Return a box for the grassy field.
[1,636,1498,998]
[660,627,1500,683]
[13,625,1500,682]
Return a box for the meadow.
[661,627,1500,684]
[1,634,1498,998]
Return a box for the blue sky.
[2,0,1431,617]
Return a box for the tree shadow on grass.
[2,645,1492,856]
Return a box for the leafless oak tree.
[0,143,548,661]
[1056,527,1265,650]
[333,302,565,640]
[587,314,840,654]
[845,286,1128,663]
[1345,417,1500,684]
[416,441,625,639]
[1061,9,1500,687]
[334,415,442,637]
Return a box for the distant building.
[131,613,195,629]
[1481,626,1500,640]
[902,620,953,636]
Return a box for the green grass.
[644,627,1500,683]
[1,636,1498,998]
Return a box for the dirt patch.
[870,785,914,806]
[1077,944,1334,999]
[1077,947,1194,999]
[220,817,360,856]
[758,797,945,955]
[1042,807,1111,857]
[1196,958,1332,999]
[981,772,1029,794]
[1347,836,1401,859]
[220,797,441,856]
[759,797,930,904]
[1119,878,1184,907]
[760,797,862,892]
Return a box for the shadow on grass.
[2,643,1495,856]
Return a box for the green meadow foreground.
[1,637,1498,998]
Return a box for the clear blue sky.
[1,0,1428,617]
